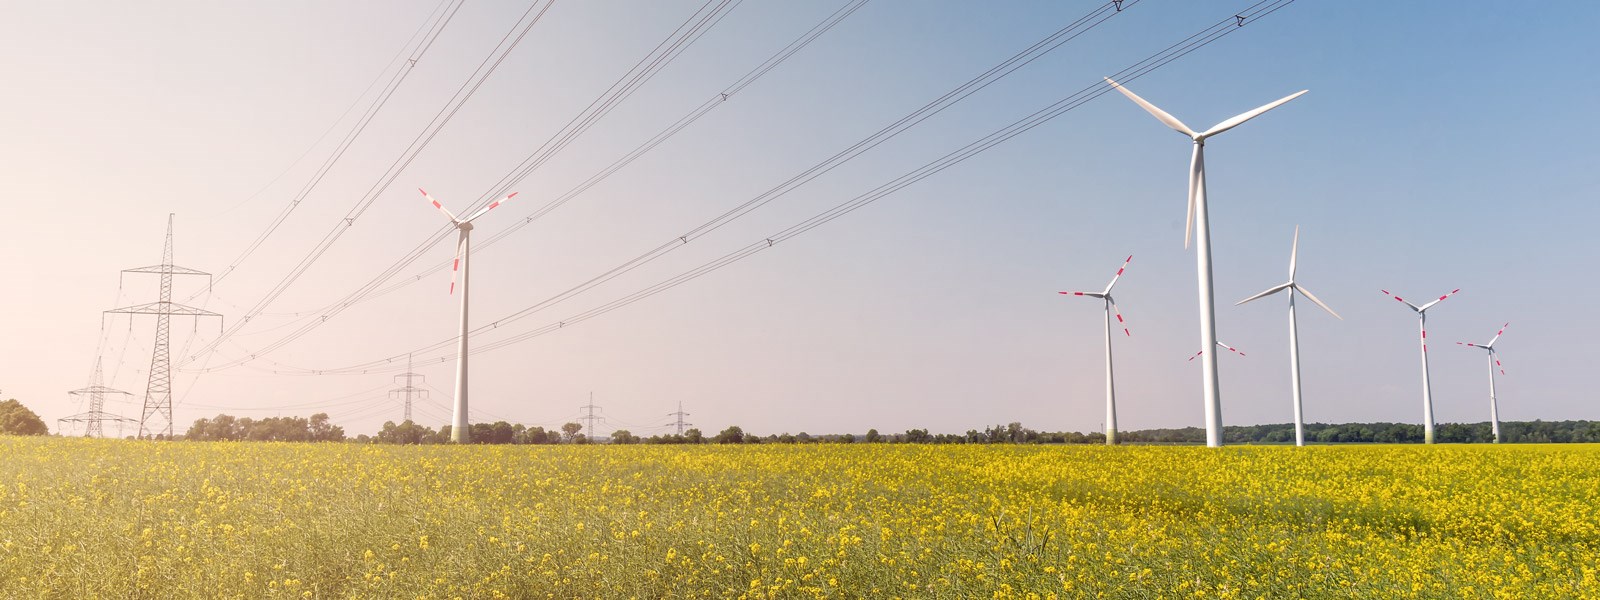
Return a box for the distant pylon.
[390,354,427,423]
[105,214,222,439]
[668,400,692,436]
[59,358,137,438]
[580,392,603,441]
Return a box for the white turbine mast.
[1060,255,1133,445]
[1380,287,1460,445]
[1236,226,1341,447]
[422,188,517,443]
[1458,322,1509,443]
[1107,77,1306,447]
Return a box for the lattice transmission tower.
[668,400,692,436]
[106,214,221,439]
[580,392,604,441]
[390,355,427,423]
[58,358,137,438]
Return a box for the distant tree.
[0,400,48,438]
[715,425,745,444]
[684,428,704,444]
[778,433,796,444]
[560,422,583,443]
[864,428,882,443]
[611,430,639,444]
[795,432,812,443]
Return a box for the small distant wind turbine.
[1189,341,1245,362]
[423,188,517,444]
[1381,287,1460,445]
[1458,322,1509,444]
[1236,226,1341,447]
[1107,77,1307,448]
[1060,255,1133,445]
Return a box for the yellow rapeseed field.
[0,437,1596,598]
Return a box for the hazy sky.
[3,1,1597,438]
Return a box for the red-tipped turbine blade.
[1104,255,1133,292]
[1188,350,1203,362]
[1109,298,1130,336]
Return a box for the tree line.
[2,398,1597,445]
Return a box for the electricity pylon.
[106,214,222,439]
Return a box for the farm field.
[1,438,1597,599]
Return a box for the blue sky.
[1,0,1596,438]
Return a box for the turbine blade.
[1104,255,1133,293]
[1418,288,1462,312]
[1289,225,1299,280]
[421,188,458,223]
[1488,322,1509,346]
[1216,340,1244,357]
[1060,291,1104,298]
[1494,350,1505,375]
[1236,282,1291,306]
[1108,297,1130,337]
[461,192,519,223]
[1380,289,1421,312]
[1104,77,1196,136]
[1186,146,1201,249]
[449,230,466,295]
[1199,90,1308,138]
[1187,350,1203,362]
[1294,284,1342,319]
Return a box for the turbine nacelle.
[420,188,518,295]
[1236,226,1340,319]
[1104,78,1307,249]
[1060,255,1132,337]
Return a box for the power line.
[200,0,467,292]
[254,0,1153,375]
[186,0,759,370]
[295,0,1301,375]
[177,0,561,369]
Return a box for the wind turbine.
[423,188,517,443]
[1235,226,1341,447]
[1458,322,1509,443]
[1059,255,1133,445]
[1106,77,1307,448]
[1380,287,1460,445]
[1189,341,1245,361]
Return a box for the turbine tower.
[1107,78,1306,448]
[1059,255,1133,445]
[59,358,137,438]
[422,188,517,443]
[106,214,221,439]
[1458,322,1509,443]
[1381,287,1460,444]
[1236,227,1341,447]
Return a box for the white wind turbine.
[1380,287,1460,445]
[1059,255,1133,445]
[1235,226,1341,447]
[1458,322,1509,444]
[1107,77,1307,448]
[423,188,518,443]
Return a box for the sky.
[2,0,1597,439]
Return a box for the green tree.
[715,425,745,444]
[611,430,638,444]
[865,428,882,443]
[561,422,583,443]
[683,428,704,444]
[0,400,48,436]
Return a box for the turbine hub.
[458,222,475,231]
